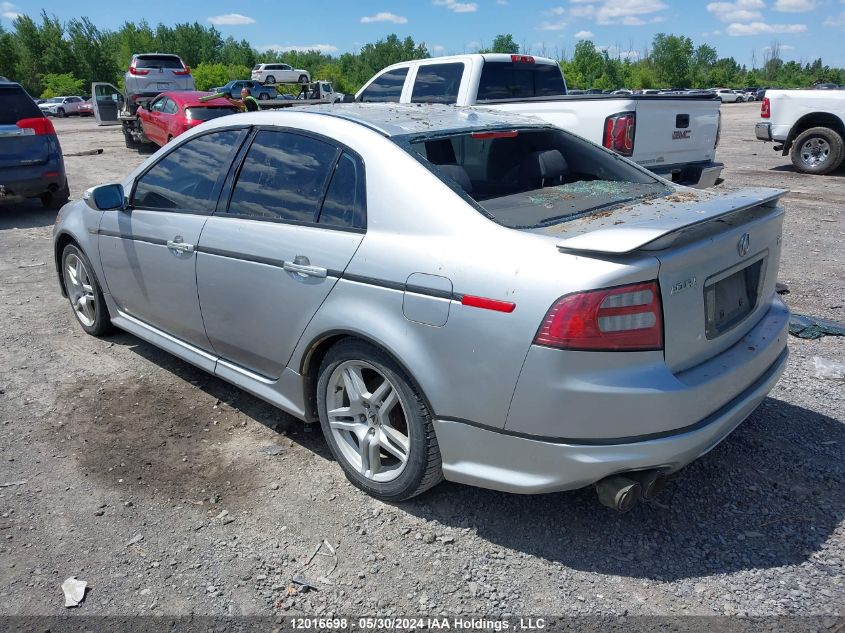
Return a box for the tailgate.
[0,126,49,168]
[632,98,720,169]
[555,187,787,373]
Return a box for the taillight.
[129,65,150,76]
[534,281,663,351]
[16,117,55,136]
[760,97,770,119]
[602,112,636,157]
[173,67,191,76]
[511,54,535,64]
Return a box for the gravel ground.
[0,103,843,619]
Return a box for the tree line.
[0,12,842,98]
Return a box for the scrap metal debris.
[61,577,87,607]
[63,148,104,157]
[126,533,144,547]
[813,357,845,381]
[260,444,285,456]
[789,313,845,340]
[0,480,27,488]
[775,282,790,295]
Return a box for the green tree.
[567,40,605,88]
[480,34,519,55]
[40,72,84,97]
[192,62,251,90]
[691,43,717,88]
[651,33,694,87]
[0,24,19,80]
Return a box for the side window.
[227,130,338,222]
[164,99,178,114]
[318,152,366,229]
[411,63,464,104]
[132,129,245,212]
[151,98,166,112]
[359,67,408,103]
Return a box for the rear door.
[91,82,123,126]
[0,84,50,171]
[98,127,248,351]
[632,98,720,169]
[196,129,366,379]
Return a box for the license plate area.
[704,255,766,339]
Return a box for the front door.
[98,127,249,350]
[196,129,367,378]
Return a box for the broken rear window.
[403,128,669,229]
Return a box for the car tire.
[123,126,142,150]
[265,75,275,85]
[317,339,443,501]
[41,179,70,209]
[61,243,114,337]
[299,75,309,84]
[790,127,845,175]
[258,92,269,100]
[56,108,66,118]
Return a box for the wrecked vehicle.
[53,104,789,510]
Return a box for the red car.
[78,98,94,117]
[137,91,239,146]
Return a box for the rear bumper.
[0,161,66,201]
[755,122,772,141]
[651,161,723,189]
[436,346,788,494]
[434,298,789,494]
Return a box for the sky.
[2,0,844,68]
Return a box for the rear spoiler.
[555,187,787,255]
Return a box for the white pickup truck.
[755,89,845,175]
[355,53,723,187]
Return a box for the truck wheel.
[317,339,443,501]
[790,127,845,175]
[265,75,275,85]
[299,75,309,84]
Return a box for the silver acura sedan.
[53,104,789,511]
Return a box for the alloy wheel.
[65,253,96,327]
[326,360,411,482]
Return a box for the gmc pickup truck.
[755,89,845,175]
[356,53,724,187]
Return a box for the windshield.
[184,106,239,121]
[135,55,183,70]
[477,62,566,101]
[405,128,669,229]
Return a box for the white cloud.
[762,43,795,51]
[773,0,815,11]
[595,0,668,24]
[1,1,22,19]
[466,40,481,50]
[726,21,808,35]
[546,6,567,15]
[574,29,595,38]
[207,13,255,25]
[256,43,339,53]
[431,44,446,54]
[433,0,478,13]
[706,0,764,22]
[702,29,723,36]
[360,12,408,24]
[537,20,568,30]
[824,11,845,26]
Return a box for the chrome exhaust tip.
[628,470,667,501]
[595,475,641,513]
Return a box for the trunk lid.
[631,98,720,169]
[0,84,50,169]
[551,187,786,372]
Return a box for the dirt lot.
[0,103,843,619]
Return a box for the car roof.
[161,91,233,106]
[278,103,550,137]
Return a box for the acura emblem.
[737,233,751,257]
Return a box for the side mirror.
[341,94,356,104]
[84,184,126,211]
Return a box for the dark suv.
[0,80,69,208]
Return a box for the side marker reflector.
[461,295,516,313]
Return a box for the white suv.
[38,96,85,117]
[251,63,310,85]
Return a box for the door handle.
[166,239,194,254]
[283,258,327,278]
